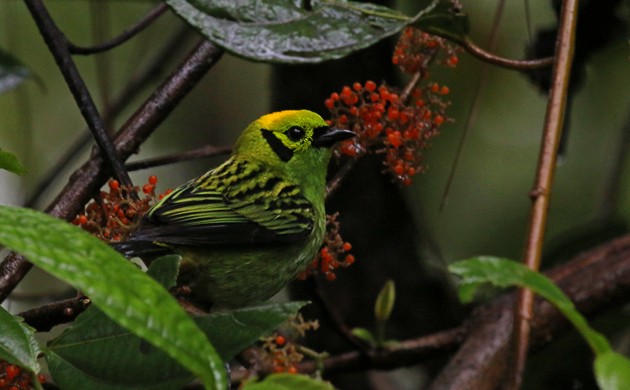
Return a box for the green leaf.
[242,373,334,390]
[165,0,410,64]
[0,206,225,390]
[146,254,181,289]
[0,148,28,175]
[449,256,611,355]
[411,1,469,44]
[594,351,630,390]
[350,327,376,346]
[47,288,306,389]
[0,48,30,94]
[0,305,41,374]
[374,279,395,323]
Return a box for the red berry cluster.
[0,360,45,390]
[298,213,355,281]
[326,80,451,186]
[393,26,460,73]
[260,314,319,374]
[325,27,458,185]
[73,175,172,242]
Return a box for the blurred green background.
[2,0,628,263]
[0,0,629,387]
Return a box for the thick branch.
[430,233,630,390]
[18,296,91,332]
[0,40,223,302]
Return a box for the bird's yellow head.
[234,110,354,169]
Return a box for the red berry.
[393,164,405,175]
[287,366,298,374]
[325,99,334,109]
[365,80,376,92]
[5,364,20,381]
[388,131,403,148]
[387,107,399,121]
[353,82,362,91]
[142,184,153,194]
[275,335,286,346]
[345,254,355,264]
[448,55,459,66]
[78,215,88,225]
[108,179,119,191]
[434,115,445,126]
[440,86,450,95]
[431,83,440,93]
[148,175,158,185]
[343,242,352,251]
[325,272,337,281]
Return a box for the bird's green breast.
[178,212,325,309]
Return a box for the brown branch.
[0,39,224,303]
[429,233,630,389]
[68,3,168,55]
[297,326,465,375]
[510,0,580,388]
[18,296,91,332]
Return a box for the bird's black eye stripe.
[285,126,306,142]
[261,129,293,162]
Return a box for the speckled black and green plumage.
[113,110,354,308]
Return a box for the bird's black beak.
[312,126,355,148]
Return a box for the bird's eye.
[285,126,306,142]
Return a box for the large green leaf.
[0,148,28,175]
[449,256,611,355]
[165,0,410,63]
[0,206,225,389]
[594,351,630,390]
[48,301,306,389]
[0,48,30,94]
[242,373,334,390]
[47,256,307,389]
[0,305,41,374]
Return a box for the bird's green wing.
[127,157,315,248]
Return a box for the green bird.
[114,110,354,309]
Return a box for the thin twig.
[509,0,579,388]
[461,37,554,70]
[440,0,506,211]
[24,0,135,193]
[0,40,223,303]
[68,3,168,55]
[125,145,232,172]
[24,26,192,208]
